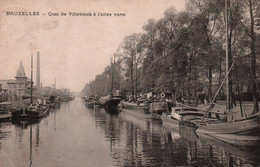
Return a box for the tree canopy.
[81,0,260,110]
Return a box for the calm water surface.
[0,98,259,167]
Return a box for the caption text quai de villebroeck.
[6,11,126,17]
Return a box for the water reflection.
[0,99,259,167]
[12,118,41,129]
[36,124,40,147]
[30,126,32,167]
[178,126,260,166]
[90,106,260,167]
[92,108,177,166]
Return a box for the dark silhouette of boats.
[99,94,122,112]
[0,102,12,121]
[85,96,100,108]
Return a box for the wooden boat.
[161,105,205,127]
[121,100,145,109]
[120,100,164,120]
[191,113,260,134]
[121,100,163,120]
[186,81,260,134]
[23,104,50,118]
[11,103,50,119]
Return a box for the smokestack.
[36,51,40,91]
[55,77,56,89]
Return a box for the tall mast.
[36,51,40,91]
[113,54,115,91]
[31,53,33,105]
[110,55,114,93]
[118,54,122,92]
[135,45,138,97]
[225,0,231,111]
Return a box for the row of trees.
[81,0,260,110]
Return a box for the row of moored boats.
[0,96,72,122]
[84,95,260,136]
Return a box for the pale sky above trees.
[0,0,186,91]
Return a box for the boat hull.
[12,108,25,118]
[161,107,205,128]
[150,102,167,114]
[99,98,121,111]
[195,118,260,134]
[13,105,50,119]
[122,101,145,109]
[0,113,12,121]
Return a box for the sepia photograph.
[0,0,260,166]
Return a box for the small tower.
[15,61,27,100]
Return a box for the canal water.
[0,98,260,167]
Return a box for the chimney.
[54,77,56,89]
[36,51,40,91]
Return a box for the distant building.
[0,79,17,102]
[0,61,37,102]
[0,83,8,102]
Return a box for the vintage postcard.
[0,0,259,166]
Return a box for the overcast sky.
[0,0,187,92]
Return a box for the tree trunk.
[118,57,122,91]
[249,0,258,113]
[135,54,138,97]
[131,55,134,96]
[187,54,192,104]
[193,55,198,106]
[218,54,223,101]
[151,55,155,90]
[208,65,213,102]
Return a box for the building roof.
[16,61,27,78]
[0,80,16,90]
